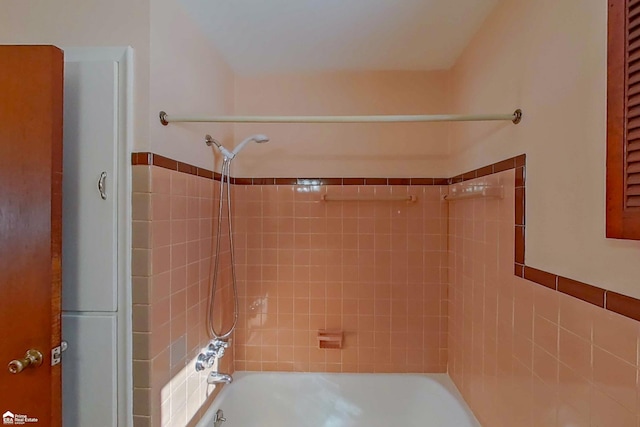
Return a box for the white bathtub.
[197,372,481,427]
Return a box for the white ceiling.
[179,0,498,75]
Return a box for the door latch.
[51,340,68,366]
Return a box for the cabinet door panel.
[62,60,118,311]
[62,314,117,427]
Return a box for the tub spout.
[208,371,233,385]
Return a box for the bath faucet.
[195,339,234,384]
[207,371,233,385]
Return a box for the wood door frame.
[62,46,134,426]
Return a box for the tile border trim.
[454,154,639,323]
[132,152,219,180]
[131,152,449,185]
[131,152,640,323]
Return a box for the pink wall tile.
[233,184,449,373]
[448,169,640,427]
[592,346,637,413]
[132,166,233,426]
[135,162,640,426]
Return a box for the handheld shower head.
[251,134,270,144]
[230,134,270,157]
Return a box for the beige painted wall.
[0,0,152,148]
[6,0,638,299]
[232,71,451,178]
[0,0,235,172]
[149,0,235,171]
[448,0,640,298]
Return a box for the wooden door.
[0,45,63,427]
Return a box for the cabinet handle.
[98,171,107,200]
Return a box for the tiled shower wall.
[130,161,449,425]
[232,184,449,373]
[448,169,640,427]
[131,165,234,427]
[131,156,640,427]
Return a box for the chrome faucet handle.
[213,339,229,348]
[204,342,218,357]
[195,340,232,373]
[212,339,229,357]
[195,353,211,372]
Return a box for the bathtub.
[197,372,480,427]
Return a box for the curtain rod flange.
[159,111,169,126]
[512,109,523,124]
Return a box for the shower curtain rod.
[159,109,522,125]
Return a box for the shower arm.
[205,134,235,159]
